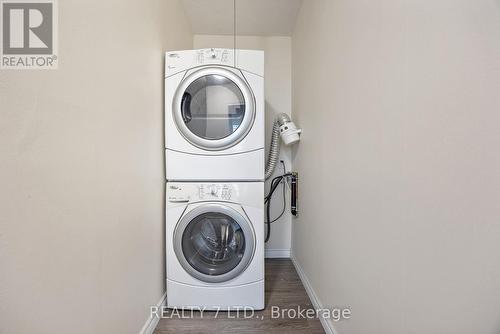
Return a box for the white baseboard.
[290,253,337,334]
[139,292,167,334]
[265,248,291,258]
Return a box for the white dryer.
[166,181,264,309]
[165,48,264,181]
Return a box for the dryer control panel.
[195,48,231,65]
[165,48,236,77]
[165,49,264,78]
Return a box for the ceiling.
[181,0,302,36]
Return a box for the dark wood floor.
[153,259,325,334]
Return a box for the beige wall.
[0,1,191,333]
[292,0,500,333]
[193,35,293,254]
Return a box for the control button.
[197,51,204,64]
[220,184,232,200]
[208,184,219,197]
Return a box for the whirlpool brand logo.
[1,0,58,69]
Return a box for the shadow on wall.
[162,54,167,291]
[264,101,277,152]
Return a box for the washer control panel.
[167,184,190,202]
[167,183,236,203]
[198,184,233,200]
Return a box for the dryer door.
[173,67,255,151]
[173,203,255,283]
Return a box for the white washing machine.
[165,48,264,181]
[166,181,264,309]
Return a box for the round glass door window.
[174,204,255,283]
[173,68,256,150]
[182,75,245,140]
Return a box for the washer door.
[173,67,255,151]
[174,203,255,283]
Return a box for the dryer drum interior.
[173,67,256,150]
[181,75,245,140]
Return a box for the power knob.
[208,185,218,197]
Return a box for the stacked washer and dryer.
[165,48,265,309]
